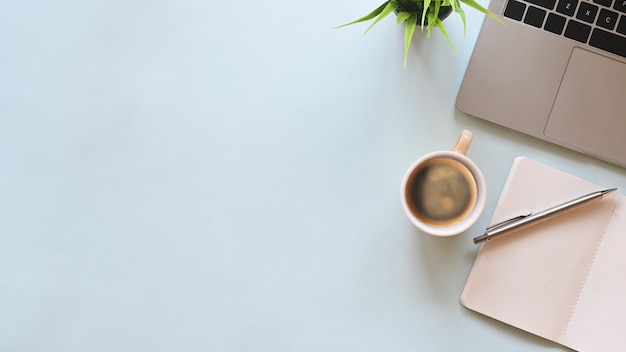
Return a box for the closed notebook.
[461,157,626,351]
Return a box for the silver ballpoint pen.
[473,188,618,245]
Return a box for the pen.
[473,188,617,245]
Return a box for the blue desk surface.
[2,1,626,350]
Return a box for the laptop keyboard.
[504,0,626,58]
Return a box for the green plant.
[337,0,502,67]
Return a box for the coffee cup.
[401,130,486,236]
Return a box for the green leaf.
[426,9,437,36]
[336,0,504,66]
[396,11,412,24]
[460,0,504,24]
[424,1,441,35]
[455,3,467,36]
[403,13,418,68]
[334,1,391,28]
[364,1,399,34]
[421,0,432,28]
[434,19,457,52]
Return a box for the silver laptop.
[457,0,626,167]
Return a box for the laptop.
[456,0,626,167]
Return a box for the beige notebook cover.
[461,157,626,352]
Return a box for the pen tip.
[473,234,488,245]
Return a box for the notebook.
[461,157,626,351]
[456,0,626,168]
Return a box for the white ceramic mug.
[401,130,486,236]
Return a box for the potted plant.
[337,0,502,67]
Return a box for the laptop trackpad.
[545,48,626,162]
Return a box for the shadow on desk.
[409,225,567,350]
[461,308,571,351]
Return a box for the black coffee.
[406,157,477,227]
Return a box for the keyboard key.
[577,2,599,23]
[615,0,626,13]
[565,20,592,42]
[557,0,579,16]
[505,0,526,21]
[597,8,619,29]
[525,6,547,27]
[525,0,557,10]
[590,28,626,57]
[594,0,612,6]
[545,13,568,34]
[618,15,626,34]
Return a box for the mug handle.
[453,130,473,155]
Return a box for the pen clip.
[486,211,533,232]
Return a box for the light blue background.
[2,0,625,350]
